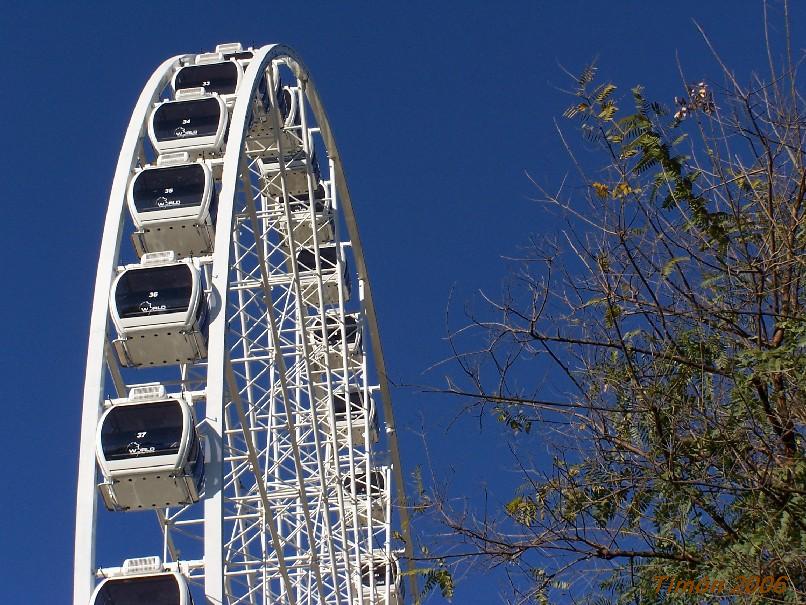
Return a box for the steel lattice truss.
[74,44,412,605]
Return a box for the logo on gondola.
[155,196,181,208]
[127,441,156,456]
[174,126,198,138]
[139,300,167,314]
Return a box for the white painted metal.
[172,57,244,106]
[148,93,229,155]
[76,43,413,605]
[109,258,208,368]
[95,391,203,512]
[75,53,190,605]
[127,159,217,258]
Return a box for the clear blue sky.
[1,1,803,603]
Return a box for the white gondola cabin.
[293,243,350,307]
[214,42,254,64]
[110,254,208,367]
[246,83,303,159]
[173,55,243,105]
[96,385,204,511]
[279,184,334,247]
[259,150,320,201]
[343,466,389,524]
[148,90,228,156]
[90,562,192,605]
[307,312,362,370]
[353,551,403,605]
[128,158,217,258]
[325,387,379,447]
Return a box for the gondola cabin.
[342,466,388,524]
[214,42,255,64]
[246,83,303,159]
[96,385,203,511]
[293,243,351,307]
[128,158,217,257]
[279,184,334,247]
[353,551,403,605]
[325,387,379,447]
[259,150,320,201]
[148,90,228,156]
[173,55,243,105]
[110,254,208,367]
[90,559,192,605]
[308,312,362,370]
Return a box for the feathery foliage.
[425,8,806,604]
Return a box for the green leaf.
[598,102,617,121]
[578,63,597,87]
[594,82,617,103]
[662,256,689,277]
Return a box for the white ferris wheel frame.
[74,44,414,604]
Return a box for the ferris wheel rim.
[74,52,193,605]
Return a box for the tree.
[422,7,806,604]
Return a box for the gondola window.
[94,575,181,605]
[132,165,206,213]
[153,98,221,142]
[115,265,193,318]
[101,401,184,460]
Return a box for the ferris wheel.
[74,43,413,605]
